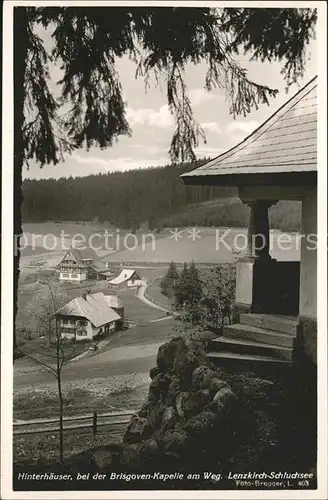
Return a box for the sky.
[23,18,317,181]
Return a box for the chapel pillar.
[235,199,277,315]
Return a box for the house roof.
[92,262,109,273]
[108,269,140,285]
[181,76,317,186]
[59,245,99,266]
[56,292,121,327]
[58,246,112,274]
[104,295,124,309]
[99,270,114,277]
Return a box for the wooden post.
[92,411,97,438]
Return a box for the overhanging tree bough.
[18,7,316,168]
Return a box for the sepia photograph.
[1,1,327,498]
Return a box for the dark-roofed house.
[181,76,317,366]
[57,245,113,283]
[56,291,123,340]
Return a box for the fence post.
[92,411,97,438]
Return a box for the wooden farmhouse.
[57,245,112,283]
[55,291,124,340]
[182,76,318,367]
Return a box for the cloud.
[126,105,173,128]
[189,88,217,107]
[226,120,259,135]
[201,122,221,134]
[195,146,225,157]
[72,154,109,165]
[128,144,168,156]
[72,154,171,174]
[126,88,218,129]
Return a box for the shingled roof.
[56,292,121,327]
[181,76,317,186]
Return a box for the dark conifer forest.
[22,159,301,231]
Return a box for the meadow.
[21,222,301,264]
[16,221,300,335]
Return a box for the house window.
[61,328,76,335]
[62,318,68,325]
[69,319,75,325]
[77,329,87,336]
[78,320,87,327]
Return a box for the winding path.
[136,282,176,319]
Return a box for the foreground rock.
[109,334,237,470]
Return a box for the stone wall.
[95,333,238,472]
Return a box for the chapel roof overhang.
[181,76,317,187]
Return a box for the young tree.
[175,263,236,333]
[160,261,180,299]
[174,262,189,310]
[174,261,203,324]
[201,264,236,331]
[13,7,317,356]
[16,282,78,463]
[185,260,203,304]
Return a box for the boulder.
[148,373,171,403]
[194,330,218,342]
[209,377,229,397]
[161,406,176,430]
[138,438,159,461]
[138,402,152,418]
[165,376,181,405]
[213,386,237,413]
[162,429,190,457]
[156,337,183,372]
[152,427,166,447]
[123,416,151,444]
[149,366,161,379]
[182,389,211,418]
[192,365,218,391]
[121,443,141,466]
[147,403,165,429]
[192,330,218,351]
[93,450,116,469]
[183,410,220,438]
[173,341,207,385]
[175,392,188,418]
[206,398,227,416]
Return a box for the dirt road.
[14,318,176,389]
[137,283,174,315]
[14,344,162,389]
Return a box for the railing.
[13,410,134,437]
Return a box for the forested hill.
[22,159,301,231]
[22,159,233,228]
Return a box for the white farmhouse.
[108,269,143,288]
[55,292,123,340]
